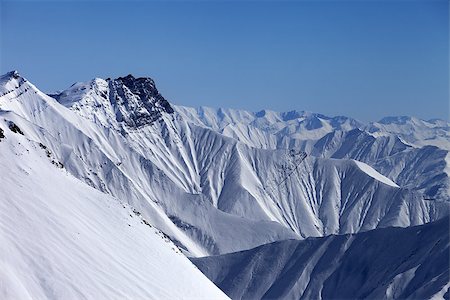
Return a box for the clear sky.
[0,0,448,122]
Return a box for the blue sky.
[1,0,448,121]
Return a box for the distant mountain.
[176,105,450,202]
[192,217,449,300]
[175,106,363,149]
[367,115,450,150]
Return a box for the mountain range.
[0,70,448,299]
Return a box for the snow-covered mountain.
[175,106,449,152]
[1,71,447,256]
[0,70,448,298]
[368,116,450,150]
[0,110,228,299]
[175,106,363,150]
[192,217,450,300]
[176,106,450,202]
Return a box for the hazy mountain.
[176,105,450,202]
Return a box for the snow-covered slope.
[352,159,399,187]
[175,106,363,150]
[192,217,450,300]
[51,74,445,246]
[367,116,450,150]
[175,105,450,202]
[312,128,450,201]
[0,71,447,259]
[0,110,228,299]
[0,70,448,298]
[0,71,299,256]
[175,106,449,153]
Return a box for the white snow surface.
[367,116,450,150]
[0,113,228,299]
[175,105,450,202]
[0,113,227,299]
[352,160,399,187]
[0,70,448,299]
[0,71,446,258]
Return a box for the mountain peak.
[7,70,20,79]
[54,74,174,129]
[378,116,415,125]
[112,74,158,99]
[280,110,304,121]
[0,70,32,100]
[109,74,174,127]
[0,70,20,79]
[115,74,155,88]
[0,70,23,84]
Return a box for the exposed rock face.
[53,74,174,130]
[108,74,174,128]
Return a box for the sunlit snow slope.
[52,74,446,250]
[176,106,450,202]
[0,69,448,299]
[0,112,228,299]
[0,71,447,258]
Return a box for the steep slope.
[228,150,444,238]
[0,71,211,257]
[1,71,445,257]
[53,74,444,243]
[0,111,228,299]
[0,71,298,256]
[367,116,450,150]
[175,106,362,150]
[176,105,450,202]
[312,128,450,201]
[192,218,449,300]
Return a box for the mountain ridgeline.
[192,218,449,300]
[0,71,448,299]
[52,74,174,128]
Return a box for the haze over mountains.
[0,71,448,299]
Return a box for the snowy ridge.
[55,76,445,249]
[0,70,448,298]
[192,217,450,300]
[53,74,174,129]
[367,116,450,150]
[175,105,363,149]
[0,111,228,299]
[0,72,298,256]
[176,105,450,202]
[0,71,446,257]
